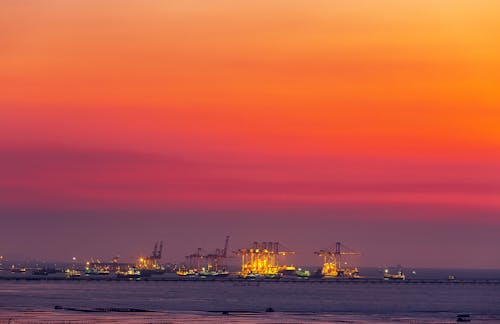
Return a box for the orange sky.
[1,1,499,265]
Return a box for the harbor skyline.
[1,1,500,268]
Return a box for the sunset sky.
[1,1,499,268]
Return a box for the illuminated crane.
[235,241,296,278]
[315,242,361,278]
[177,236,231,276]
[203,236,231,274]
[136,241,166,274]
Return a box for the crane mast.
[315,242,360,278]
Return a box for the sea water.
[0,271,499,323]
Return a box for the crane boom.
[223,236,230,258]
[158,241,163,259]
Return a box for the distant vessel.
[295,268,311,278]
[315,242,361,279]
[199,269,230,277]
[10,266,27,273]
[36,267,59,275]
[32,269,49,276]
[176,268,197,277]
[32,267,59,276]
[383,269,406,280]
[65,269,81,278]
[85,268,110,275]
[116,268,141,280]
[457,314,471,322]
[279,266,310,278]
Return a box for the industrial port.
[0,239,474,283]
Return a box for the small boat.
[116,268,141,280]
[86,268,111,276]
[216,270,230,277]
[295,269,311,278]
[199,270,230,277]
[278,266,310,278]
[65,269,81,278]
[383,269,406,280]
[176,269,198,277]
[10,266,27,273]
[240,272,261,279]
[32,269,49,276]
[139,268,166,277]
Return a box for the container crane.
[315,242,361,278]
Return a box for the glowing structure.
[203,236,230,275]
[315,242,360,278]
[235,241,296,278]
[181,247,204,274]
[136,241,166,275]
[177,236,230,276]
[86,256,132,274]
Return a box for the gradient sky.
[1,1,500,268]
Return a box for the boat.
[10,266,27,273]
[216,270,230,277]
[176,267,198,277]
[296,269,311,278]
[85,268,110,276]
[383,269,406,280]
[199,269,230,277]
[116,268,141,280]
[32,269,49,276]
[240,272,261,279]
[279,266,310,278]
[65,269,81,278]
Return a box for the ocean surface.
[0,269,499,323]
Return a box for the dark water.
[0,270,499,323]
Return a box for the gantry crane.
[205,236,230,273]
[177,236,231,276]
[136,241,166,274]
[315,242,361,278]
[235,241,296,278]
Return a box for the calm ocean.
[0,269,499,323]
